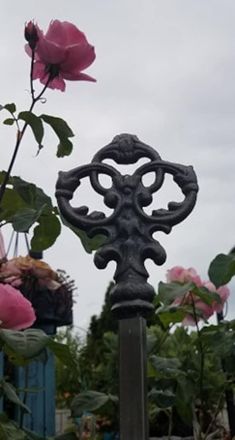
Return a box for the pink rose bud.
[24,21,39,50]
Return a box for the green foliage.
[4,103,16,114]
[31,213,61,251]
[40,114,74,157]
[0,173,61,251]
[157,281,194,304]
[0,379,31,413]
[0,329,49,364]
[3,118,15,125]
[60,214,106,254]
[18,112,44,148]
[54,328,82,408]
[71,391,118,417]
[68,282,234,437]
[209,252,235,287]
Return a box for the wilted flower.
[0,255,61,290]
[0,283,36,330]
[25,19,96,91]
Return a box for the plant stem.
[30,50,35,101]
[168,408,173,440]
[19,365,29,429]
[203,392,224,439]
[190,294,205,438]
[0,74,51,206]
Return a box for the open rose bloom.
[25,19,96,91]
[166,266,230,325]
[0,283,36,330]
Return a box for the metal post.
[55,133,198,439]
[119,317,148,440]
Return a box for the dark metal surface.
[55,134,198,440]
[119,317,148,440]
[56,133,198,318]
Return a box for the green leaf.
[40,114,74,157]
[60,213,106,254]
[0,329,49,360]
[0,188,27,222]
[31,213,61,251]
[1,379,31,413]
[11,207,44,232]
[156,305,188,326]
[200,325,235,357]
[0,416,26,440]
[47,339,76,368]
[175,376,194,425]
[0,174,53,212]
[148,388,176,408]
[150,355,182,377]
[3,118,14,125]
[192,285,221,305]
[40,114,74,138]
[12,176,52,210]
[53,433,77,440]
[4,103,16,113]
[71,391,115,417]
[208,253,235,287]
[18,111,44,146]
[157,281,194,305]
[57,139,73,158]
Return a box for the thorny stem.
[0,58,52,206]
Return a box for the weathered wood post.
[56,133,198,440]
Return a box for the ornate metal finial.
[55,134,199,318]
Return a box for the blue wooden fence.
[0,323,56,437]
[15,351,55,436]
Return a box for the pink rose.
[166,266,230,326]
[0,283,36,330]
[25,19,96,91]
[166,266,202,287]
[203,281,230,313]
[173,292,214,326]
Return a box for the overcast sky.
[0,0,235,331]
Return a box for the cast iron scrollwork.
[55,134,199,318]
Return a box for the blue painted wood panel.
[15,350,55,436]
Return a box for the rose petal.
[0,284,35,330]
[41,75,66,91]
[60,43,96,72]
[37,38,66,64]
[45,20,68,46]
[32,61,47,80]
[166,266,202,286]
[59,21,88,45]
[62,71,96,82]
